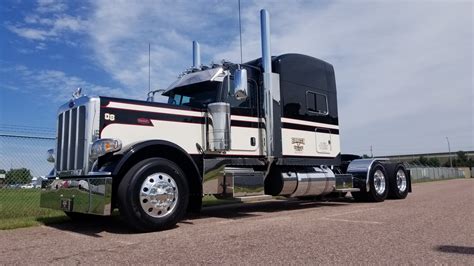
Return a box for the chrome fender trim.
[346,158,388,192]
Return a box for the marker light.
[46,149,55,163]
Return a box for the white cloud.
[0,65,131,102]
[85,0,242,96]
[6,25,50,40]
[6,1,85,45]
[36,0,67,13]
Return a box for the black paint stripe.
[282,122,340,134]
[102,107,205,125]
[101,97,204,112]
[231,120,265,128]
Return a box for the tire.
[386,163,409,199]
[118,157,189,232]
[351,162,388,202]
[365,162,389,202]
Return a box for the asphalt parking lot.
[1,179,473,264]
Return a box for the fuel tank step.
[234,195,273,202]
[334,188,360,192]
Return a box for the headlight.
[90,138,122,160]
[46,149,55,163]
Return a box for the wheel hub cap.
[140,173,178,218]
[374,170,386,195]
[396,169,407,192]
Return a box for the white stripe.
[281,117,339,130]
[106,102,204,117]
[231,115,262,123]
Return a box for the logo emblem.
[104,113,115,121]
[291,137,305,153]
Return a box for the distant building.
[382,150,474,165]
[0,173,5,186]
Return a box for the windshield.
[167,81,221,108]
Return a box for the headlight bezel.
[89,138,122,161]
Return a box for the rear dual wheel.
[352,162,388,202]
[385,163,409,199]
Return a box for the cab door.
[307,91,333,155]
[226,77,260,153]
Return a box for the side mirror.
[233,68,248,100]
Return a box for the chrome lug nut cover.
[374,169,386,195]
[396,169,407,192]
[139,173,178,218]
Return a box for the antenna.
[148,42,151,93]
[238,0,243,64]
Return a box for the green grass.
[0,190,239,230]
[0,189,68,230]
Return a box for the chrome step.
[234,195,273,202]
[334,188,360,192]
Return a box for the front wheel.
[118,157,189,232]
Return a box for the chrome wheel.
[139,172,178,218]
[396,169,407,192]
[373,169,386,195]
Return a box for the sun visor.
[164,67,225,95]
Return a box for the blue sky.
[0,0,473,159]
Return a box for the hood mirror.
[233,68,248,100]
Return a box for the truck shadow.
[191,197,353,220]
[435,245,474,255]
[41,197,354,237]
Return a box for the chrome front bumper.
[40,176,113,215]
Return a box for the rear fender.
[346,158,389,192]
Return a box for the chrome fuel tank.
[268,166,336,197]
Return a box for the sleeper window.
[306,91,328,115]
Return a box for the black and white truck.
[41,9,411,231]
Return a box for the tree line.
[361,151,473,167]
[0,168,32,185]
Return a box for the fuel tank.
[265,166,336,197]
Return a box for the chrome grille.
[56,105,87,172]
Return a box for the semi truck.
[40,9,411,231]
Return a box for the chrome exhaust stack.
[192,41,201,69]
[260,9,272,75]
[260,9,281,159]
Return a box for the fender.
[346,158,388,192]
[111,140,202,191]
[347,158,412,193]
